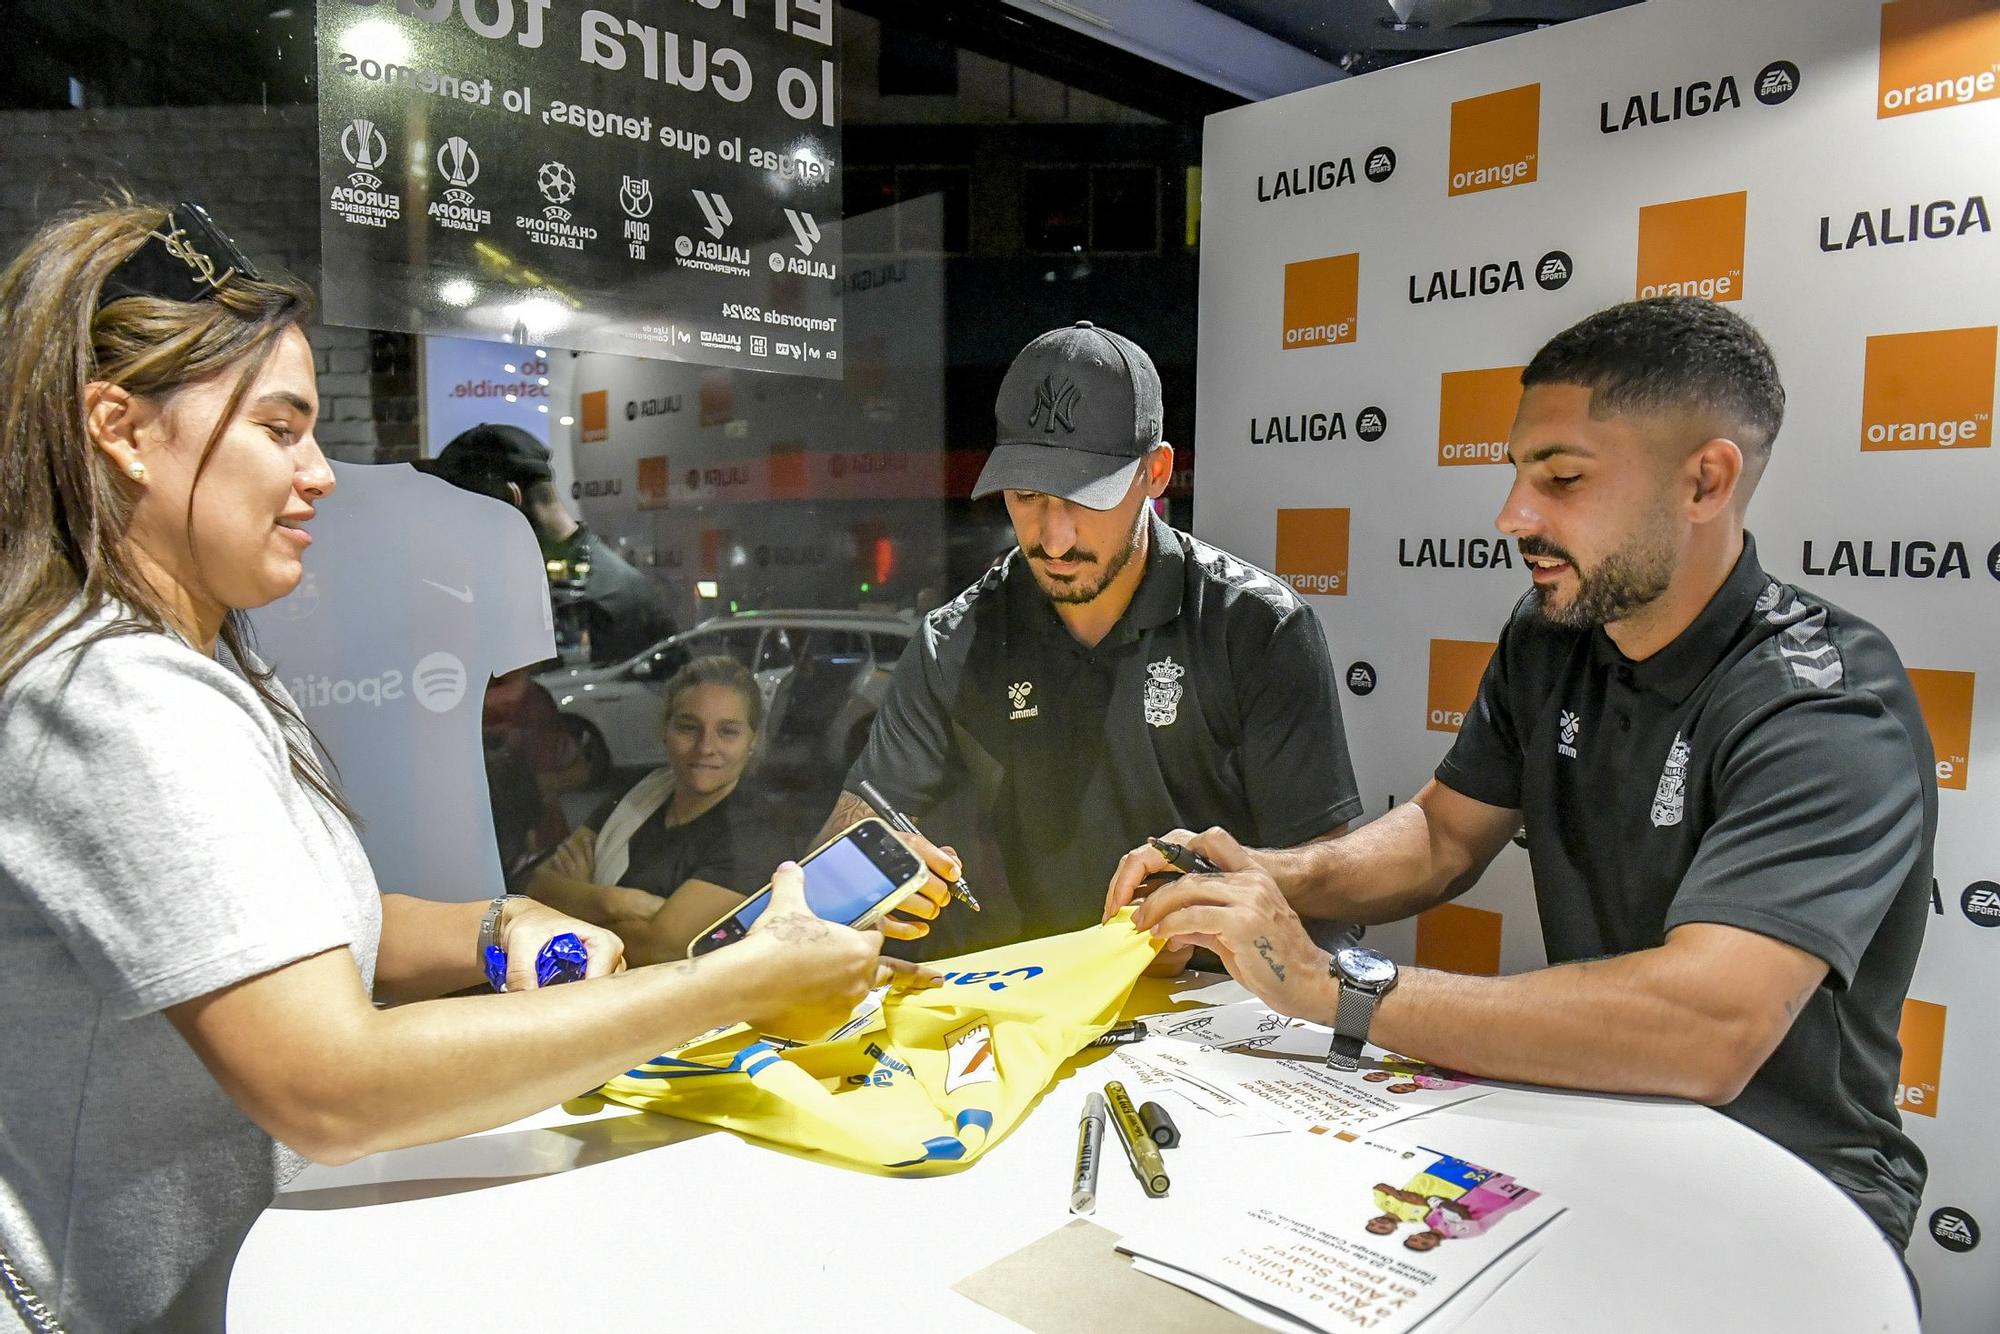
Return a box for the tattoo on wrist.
[1253,936,1287,983]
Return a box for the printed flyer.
[1119,1132,1567,1333]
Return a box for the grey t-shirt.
[0,608,382,1330]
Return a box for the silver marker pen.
[1071,1091,1107,1214]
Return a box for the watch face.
[1337,946,1397,988]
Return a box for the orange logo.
[1274,508,1350,596]
[1878,0,2000,118]
[578,389,609,444]
[1636,191,1747,302]
[1427,639,1497,733]
[700,371,735,427]
[1908,667,1975,790]
[636,456,669,511]
[1860,326,1996,451]
[768,442,808,500]
[1896,998,1946,1117]
[1448,84,1540,197]
[1416,904,1503,975]
[1438,367,1525,467]
[1282,253,1359,350]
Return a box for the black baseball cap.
[973,321,1164,511]
[422,423,552,493]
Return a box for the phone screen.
[739,838,898,930]
[691,822,917,955]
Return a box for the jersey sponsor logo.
[1282,253,1359,350]
[286,650,467,713]
[1820,195,1990,251]
[1255,143,1396,202]
[1407,249,1572,304]
[1877,0,2000,119]
[1651,732,1691,827]
[1346,662,1377,696]
[1143,657,1185,728]
[1414,903,1503,976]
[1598,60,1798,136]
[1961,880,2000,927]
[1907,668,1975,789]
[1895,997,1946,1116]
[1929,1207,1981,1253]
[944,1020,999,1093]
[1448,83,1540,197]
[1250,405,1388,445]
[1438,366,1526,467]
[1426,639,1496,733]
[1276,508,1351,596]
[1860,326,1995,451]
[1635,191,1747,301]
[1801,537,1986,580]
[1397,536,1516,571]
[1556,708,1582,759]
[1008,680,1038,721]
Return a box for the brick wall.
[0,104,415,461]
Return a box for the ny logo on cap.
[1030,376,1081,434]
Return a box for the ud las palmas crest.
[1144,657,1185,727]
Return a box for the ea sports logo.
[413,651,467,714]
[1930,1207,1980,1253]
[1346,662,1377,696]
[1963,880,2000,927]
[1535,250,1573,290]
[1356,407,1388,442]
[1755,60,1800,105]
[1365,147,1397,183]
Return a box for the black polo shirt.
[851,512,1362,945]
[1437,534,1935,1245]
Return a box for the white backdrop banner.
[1192,0,1998,1325]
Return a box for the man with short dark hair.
[423,424,675,664]
[833,321,1363,953]
[1112,297,1935,1253]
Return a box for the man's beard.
[1521,519,1677,629]
[1027,509,1146,605]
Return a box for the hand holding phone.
[690,819,929,957]
[729,861,893,1043]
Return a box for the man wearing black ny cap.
[424,423,674,665]
[831,321,1363,953]
[1115,298,1935,1254]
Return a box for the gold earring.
[126,461,147,481]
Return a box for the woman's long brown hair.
[0,199,354,819]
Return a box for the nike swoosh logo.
[423,579,474,603]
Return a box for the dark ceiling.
[0,0,1640,115]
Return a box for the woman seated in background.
[527,656,794,963]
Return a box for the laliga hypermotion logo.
[340,117,387,190]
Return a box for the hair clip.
[97,202,260,311]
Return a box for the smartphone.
[687,818,927,957]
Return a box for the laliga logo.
[340,117,387,190]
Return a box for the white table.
[228,978,1919,1332]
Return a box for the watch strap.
[478,894,522,990]
[1328,982,1379,1070]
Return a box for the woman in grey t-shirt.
[0,203,947,1330]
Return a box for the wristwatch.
[1326,945,1398,1071]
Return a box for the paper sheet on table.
[1107,1027,1492,1138]
[1118,1131,1567,1334]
